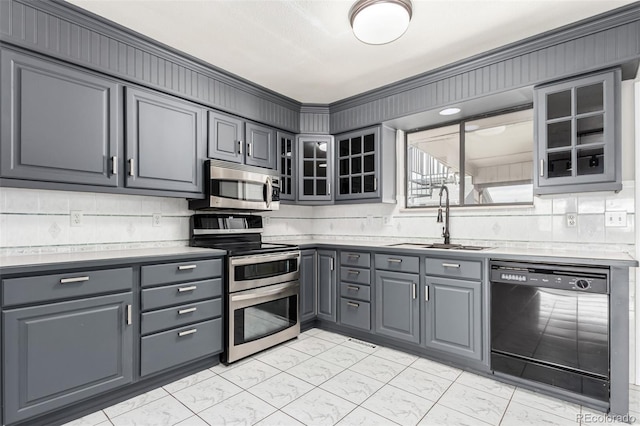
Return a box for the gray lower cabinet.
[424,276,482,360]
[317,250,337,322]
[0,48,119,187]
[299,249,317,322]
[125,87,204,194]
[3,292,134,425]
[374,270,420,344]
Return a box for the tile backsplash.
[0,187,192,256]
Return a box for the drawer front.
[140,318,222,377]
[375,253,420,273]
[141,258,222,287]
[141,298,222,335]
[340,251,371,268]
[340,298,371,331]
[3,268,133,307]
[141,278,222,311]
[425,258,482,280]
[340,282,371,302]
[339,267,371,285]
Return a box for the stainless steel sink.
[386,243,489,251]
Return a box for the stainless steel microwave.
[189,160,280,211]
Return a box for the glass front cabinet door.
[336,127,379,201]
[277,131,296,201]
[297,135,334,202]
[534,69,621,194]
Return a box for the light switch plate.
[566,213,577,228]
[605,211,627,227]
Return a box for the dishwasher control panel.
[490,261,608,294]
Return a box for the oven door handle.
[230,281,299,303]
[230,251,300,266]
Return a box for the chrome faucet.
[437,184,450,245]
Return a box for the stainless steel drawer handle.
[111,156,118,175]
[442,263,460,268]
[178,286,197,292]
[178,328,197,337]
[412,283,417,299]
[60,276,90,284]
[347,254,361,259]
[348,270,361,275]
[347,285,360,291]
[178,264,197,270]
[126,304,132,325]
[178,307,197,315]
[128,158,135,176]
[388,258,403,263]
[347,302,360,308]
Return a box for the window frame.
[404,104,534,209]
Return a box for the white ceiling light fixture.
[349,0,413,45]
[439,107,461,116]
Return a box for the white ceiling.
[67,0,634,104]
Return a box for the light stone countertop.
[271,238,638,267]
[0,246,224,272]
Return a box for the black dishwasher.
[490,260,609,401]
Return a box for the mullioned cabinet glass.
[297,135,334,202]
[277,131,296,201]
[534,69,621,194]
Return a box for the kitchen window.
[406,107,534,207]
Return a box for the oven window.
[212,180,265,202]
[235,259,297,281]
[234,295,297,344]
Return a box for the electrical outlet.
[605,211,627,227]
[566,213,577,228]
[152,213,161,227]
[70,210,83,227]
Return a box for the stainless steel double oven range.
[190,214,300,363]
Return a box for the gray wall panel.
[330,18,640,133]
[300,106,330,134]
[1,0,301,132]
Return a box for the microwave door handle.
[265,176,272,208]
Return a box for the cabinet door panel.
[208,111,244,163]
[300,250,317,322]
[0,49,119,186]
[424,276,481,360]
[375,270,419,343]
[317,250,337,322]
[3,293,133,424]
[126,88,203,193]
[245,122,275,169]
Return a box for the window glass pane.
[339,139,349,157]
[317,161,327,177]
[577,147,604,176]
[364,154,375,173]
[406,124,461,207]
[303,179,314,195]
[351,176,362,193]
[303,142,314,158]
[286,177,291,193]
[316,179,327,195]
[364,174,375,193]
[548,151,572,178]
[339,159,349,176]
[286,158,291,175]
[364,134,375,152]
[340,177,349,194]
[577,83,603,115]
[577,115,604,145]
[303,160,314,177]
[286,139,291,154]
[351,157,362,174]
[316,142,327,158]
[463,109,534,205]
[547,120,572,149]
[351,137,362,155]
[547,91,571,119]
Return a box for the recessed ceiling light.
[439,107,461,116]
[350,0,413,45]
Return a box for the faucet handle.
[436,208,443,223]
[441,226,445,237]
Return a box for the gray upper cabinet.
[423,276,482,360]
[125,87,204,194]
[3,292,134,424]
[0,49,119,187]
[245,122,276,169]
[374,270,420,344]
[534,69,621,194]
[297,135,334,203]
[277,131,296,201]
[335,125,396,203]
[300,249,317,322]
[208,111,276,170]
[317,250,337,322]
[208,111,245,164]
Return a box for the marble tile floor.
[64,328,639,426]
